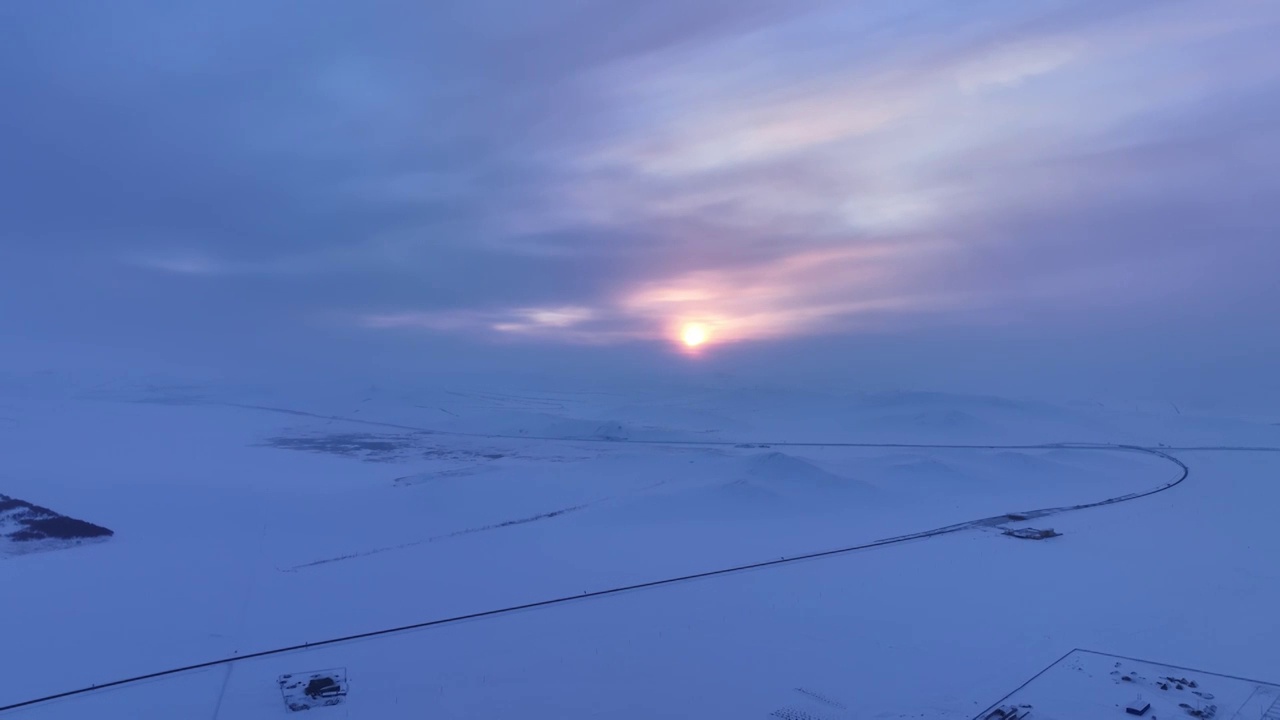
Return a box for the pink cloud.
[360,239,965,347]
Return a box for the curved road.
[0,428,1199,714]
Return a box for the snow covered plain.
[1,375,1277,718]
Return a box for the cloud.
[363,305,600,336]
[124,249,324,277]
[127,253,230,276]
[954,39,1080,93]
[4,0,1280,404]
[617,242,959,341]
[361,239,965,346]
[322,0,1280,356]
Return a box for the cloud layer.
[2,0,1279,401]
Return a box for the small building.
[1125,700,1151,716]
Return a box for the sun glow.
[681,323,709,348]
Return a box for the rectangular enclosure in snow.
[278,668,349,712]
[975,650,1280,720]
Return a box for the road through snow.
[0,430,1195,715]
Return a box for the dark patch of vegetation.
[1,493,114,543]
[11,516,114,541]
[262,433,508,464]
[422,448,506,461]
[260,433,421,462]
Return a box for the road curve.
[0,438,1190,715]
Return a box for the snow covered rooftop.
[976,650,1280,720]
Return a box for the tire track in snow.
[284,502,594,571]
[282,478,672,572]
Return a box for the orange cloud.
[617,241,958,343]
[359,239,963,346]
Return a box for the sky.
[2,0,1278,406]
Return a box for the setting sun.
[681,323,709,348]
